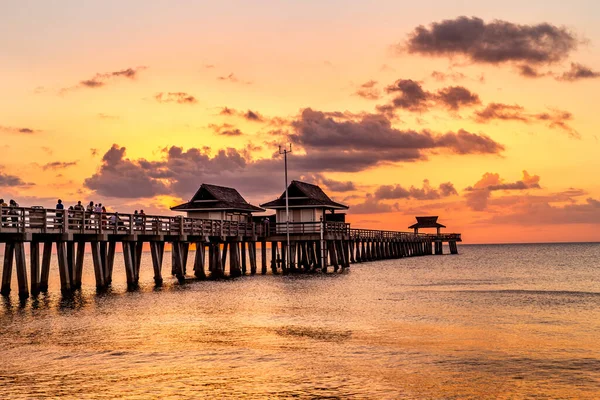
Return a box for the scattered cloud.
[208,123,244,136]
[375,179,458,200]
[154,92,198,104]
[0,169,33,187]
[0,126,43,134]
[557,62,600,81]
[62,66,147,92]
[354,80,381,100]
[431,70,467,82]
[474,103,579,138]
[218,107,265,122]
[217,73,252,84]
[465,171,541,211]
[402,16,577,66]
[377,79,481,114]
[41,161,78,171]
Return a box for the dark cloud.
[209,123,243,136]
[306,174,357,192]
[291,108,504,161]
[383,79,431,112]
[375,179,458,200]
[436,86,481,110]
[518,64,547,78]
[465,171,541,211]
[378,80,481,114]
[154,92,198,104]
[84,108,504,200]
[0,170,33,187]
[403,16,577,66]
[474,103,579,138]
[245,110,263,122]
[0,126,43,134]
[218,107,266,122]
[64,66,147,92]
[41,161,78,171]
[354,80,381,100]
[558,63,600,81]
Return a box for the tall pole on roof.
[279,144,292,272]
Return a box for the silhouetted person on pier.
[9,200,19,227]
[56,199,64,210]
[74,201,84,211]
[0,199,6,227]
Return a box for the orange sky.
[1,1,600,243]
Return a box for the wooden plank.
[14,242,29,298]
[30,241,40,295]
[39,242,52,292]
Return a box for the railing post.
[62,209,68,233]
[179,215,184,236]
[129,214,134,234]
[320,216,326,269]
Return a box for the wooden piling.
[151,241,164,284]
[122,242,136,289]
[193,242,206,279]
[1,243,15,295]
[30,241,40,296]
[106,241,116,285]
[90,241,106,289]
[261,240,267,274]
[230,241,241,277]
[56,242,71,293]
[249,242,257,275]
[67,241,75,287]
[39,242,52,292]
[270,241,277,273]
[73,241,85,289]
[14,242,29,298]
[241,241,247,275]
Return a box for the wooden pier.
[0,207,461,298]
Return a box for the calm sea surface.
[1,243,599,399]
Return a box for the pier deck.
[0,207,461,298]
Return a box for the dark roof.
[260,180,349,210]
[171,183,264,213]
[408,216,446,229]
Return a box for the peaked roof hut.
[260,181,348,231]
[171,183,264,222]
[408,216,446,234]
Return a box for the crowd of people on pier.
[0,198,149,230]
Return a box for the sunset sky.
[1,0,599,243]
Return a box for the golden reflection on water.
[1,243,599,399]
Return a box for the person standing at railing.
[139,209,146,232]
[0,198,7,227]
[8,199,19,227]
[55,199,64,227]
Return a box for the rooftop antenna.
[279,143,292,272]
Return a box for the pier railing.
[0,206,460,241]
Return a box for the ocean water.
[0,243,599,399]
